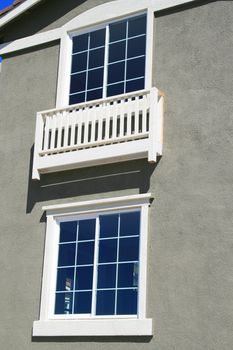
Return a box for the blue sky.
[0,0,14,11]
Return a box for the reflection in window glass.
[69,14,147,104]
[55,208,140,315]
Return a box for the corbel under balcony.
[32,87,164,180]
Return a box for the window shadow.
[31,334,153,343]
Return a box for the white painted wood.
[42,193,152,213]
[0,28,62,55]
[32,112,44,180]
[33,318,153,336]
[32,88,163,179]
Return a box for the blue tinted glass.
[86,88,103,101]
[75,266,93,290]
[87,68,104,89]
[108,41,126,63]
[128,15,147,38]
[120,212,140,236]
[107,83,124,97]
[108,62,125,84]
[78,219,96,241]
[76,241,94,265]
[55,292,73,314]
[117,289,137,315]
[73,33,89,53]
[58,243,76,267]
[118,263,138,288]
[60,221,77,243]
[126,78,144,93]
[89,47,105,69]
[74,292,92,314]
[99,214,119,238]
[71,52,88,73]
[119,237,139,262]
[96,290,115,315]
[127,36,146,58]
[69,92,85,105]
[70,72,86,94]
[90,29,105,49]
[98,239,117,263]
[56,267,74,291]
[109,21,126,42]
[97,264,116,288]
[126,57,145,80]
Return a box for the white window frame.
[56,0,155,108]
[33,194,153,337]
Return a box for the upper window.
[69,14,147,105]
[33,194,152,337]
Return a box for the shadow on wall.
[26,146,160,215]
[31,335,152,343]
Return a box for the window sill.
[33,318,153,337]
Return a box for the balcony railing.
[32,87,164,179]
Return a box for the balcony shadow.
[26,146,160,214]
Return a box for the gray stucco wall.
[0,1,232,349]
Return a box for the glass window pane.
[107,83,124,97]
[128,15,147,38]
[109,21,127,42]
[90,29,105,49]
[127,36,146,59]
[86,88,103,101]
[60,221,77,243]
[99,214,119,238]
[89,47,105,69]
[108,62,125,84]
[55,292,73,314]
[70,72,86,94]
[73,33,89,53]
[69,92,85,105]
[116,289,137,315]
[71,52,88,73]
[98,239,117,263]
[126,78,144,93]
[120,212,140,236]
[58,243,76,267]
[119,237,139,262]
[97,264,116,289]
[74,292,92,314]
[108,41,126,63]
[78,219,96,241]
[96,290,115,315]
[77,241,95,265]
[75,266,93,290]
[87,68,104,90]
[118,262,138,288]
[56,267,74,291]
[126,57,145,80]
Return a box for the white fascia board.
[0,0,42,29]
[42,193,152,214]
[0,27,62,55]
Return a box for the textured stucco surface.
[0,0,233,349]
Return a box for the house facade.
[0,0,232,348]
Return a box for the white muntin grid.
[54,209,140,317]
[68,13,147,105]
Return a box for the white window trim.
[33,193,153,337]
[56,0,156,108]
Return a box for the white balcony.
[32,87,164,180]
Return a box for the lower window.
[33,194,152,336]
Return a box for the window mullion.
[91,217,100,316]
[103,24,109,98]
[85,34,91,102]
[123,20,129,93]
[114,214,120,315]
[72,221,79,314]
